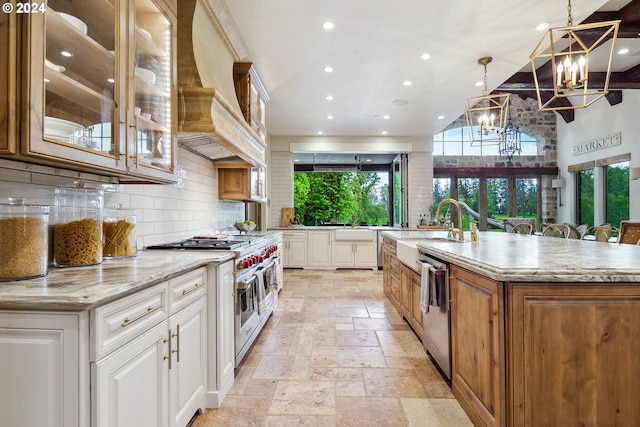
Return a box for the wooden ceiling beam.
[497,0,640,112]
[584,0,640,25]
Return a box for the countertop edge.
[0,251,236,312]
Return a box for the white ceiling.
[224,0,634,139]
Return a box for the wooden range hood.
[176,0,266,167]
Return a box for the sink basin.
[334,228,374,241]
[397,240,421,272]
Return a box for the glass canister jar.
[103,205,137,258]
[53,184,103,267]
[0,198,50,281]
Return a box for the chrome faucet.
[435,198,464,241]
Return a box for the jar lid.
[0,197,50,215]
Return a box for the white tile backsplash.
[0,148,245,248]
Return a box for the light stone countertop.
[410,231,640,283]
[0,251,235,311]
[270,226,401,231]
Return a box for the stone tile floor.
[188,269,474,427]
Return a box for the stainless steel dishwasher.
[419,254,450,380]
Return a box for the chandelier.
[529,0,620,111]
[498,109,521,162]
[465,57,510,146]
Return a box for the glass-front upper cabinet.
[125,0,176,180]
[13,0,176,183]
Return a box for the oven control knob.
[242,259,249,269]
[259,256,264,263]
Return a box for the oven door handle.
[259,259,276,271]
[236,274,258,290]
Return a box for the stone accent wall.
[434,96,559,224]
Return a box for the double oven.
[147,233,282,366]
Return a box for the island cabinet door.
[508,284,640,427]
[450,265,505,427]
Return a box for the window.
[576,169,594,226]
[515,178,538,229]
[293,171,390,226]
[457,178,479,230]
[433,126,539,156]
[487,178,508,229]
[605,161,629,227]
[434,171,544,231]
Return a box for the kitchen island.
[383,231,640,427]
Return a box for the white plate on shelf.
[44,117,85,142]
[57,13,88,35]
[135,67,156,85]
[45,59,65,73]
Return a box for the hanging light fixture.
[529,0,620,111]
[465,57,510,146]
[498,107,521,162]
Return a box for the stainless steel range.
[147,233,282,366]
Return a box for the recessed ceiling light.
[325,95,334,101]
[536,22,549,31]
[107,78,115,83]
[382,131,388,135]
[383,115,390,119]
[294,159,300,162]
[322,21,335,30]
[44,78,50,83]
[420,53,431,60]
[317,131,324,135]
[618,47,630,55]
[403,80,412,86]
[326,115,334,119]
[323,66,334,73]
[392,99,408,106]
[475,81,483,87]
[438,115,445,120]
[60,50,73,57]
[365,159,372,162]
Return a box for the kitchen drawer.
[90,282,169,361]
[168,267,207,315]
[390,255,400,278]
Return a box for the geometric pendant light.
[529,0,620,111]
[465,56,510,147]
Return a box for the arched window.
[433,126,539,156]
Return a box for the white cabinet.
[168,297,207,427]
[331,231,377,269]
[206,260,235,408]
[353,242,377,267]
[283,231,307,267]
[0,311,88,427]
[332,241,355,268]
[308,230,331,266]
[91,267,208,427]
[92,321,170,427]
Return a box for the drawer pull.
[122,305,162,327]
[182,282,202,296]
[164,329,172,370]
[173,325,180,363]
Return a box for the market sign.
[573,132,621,156]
